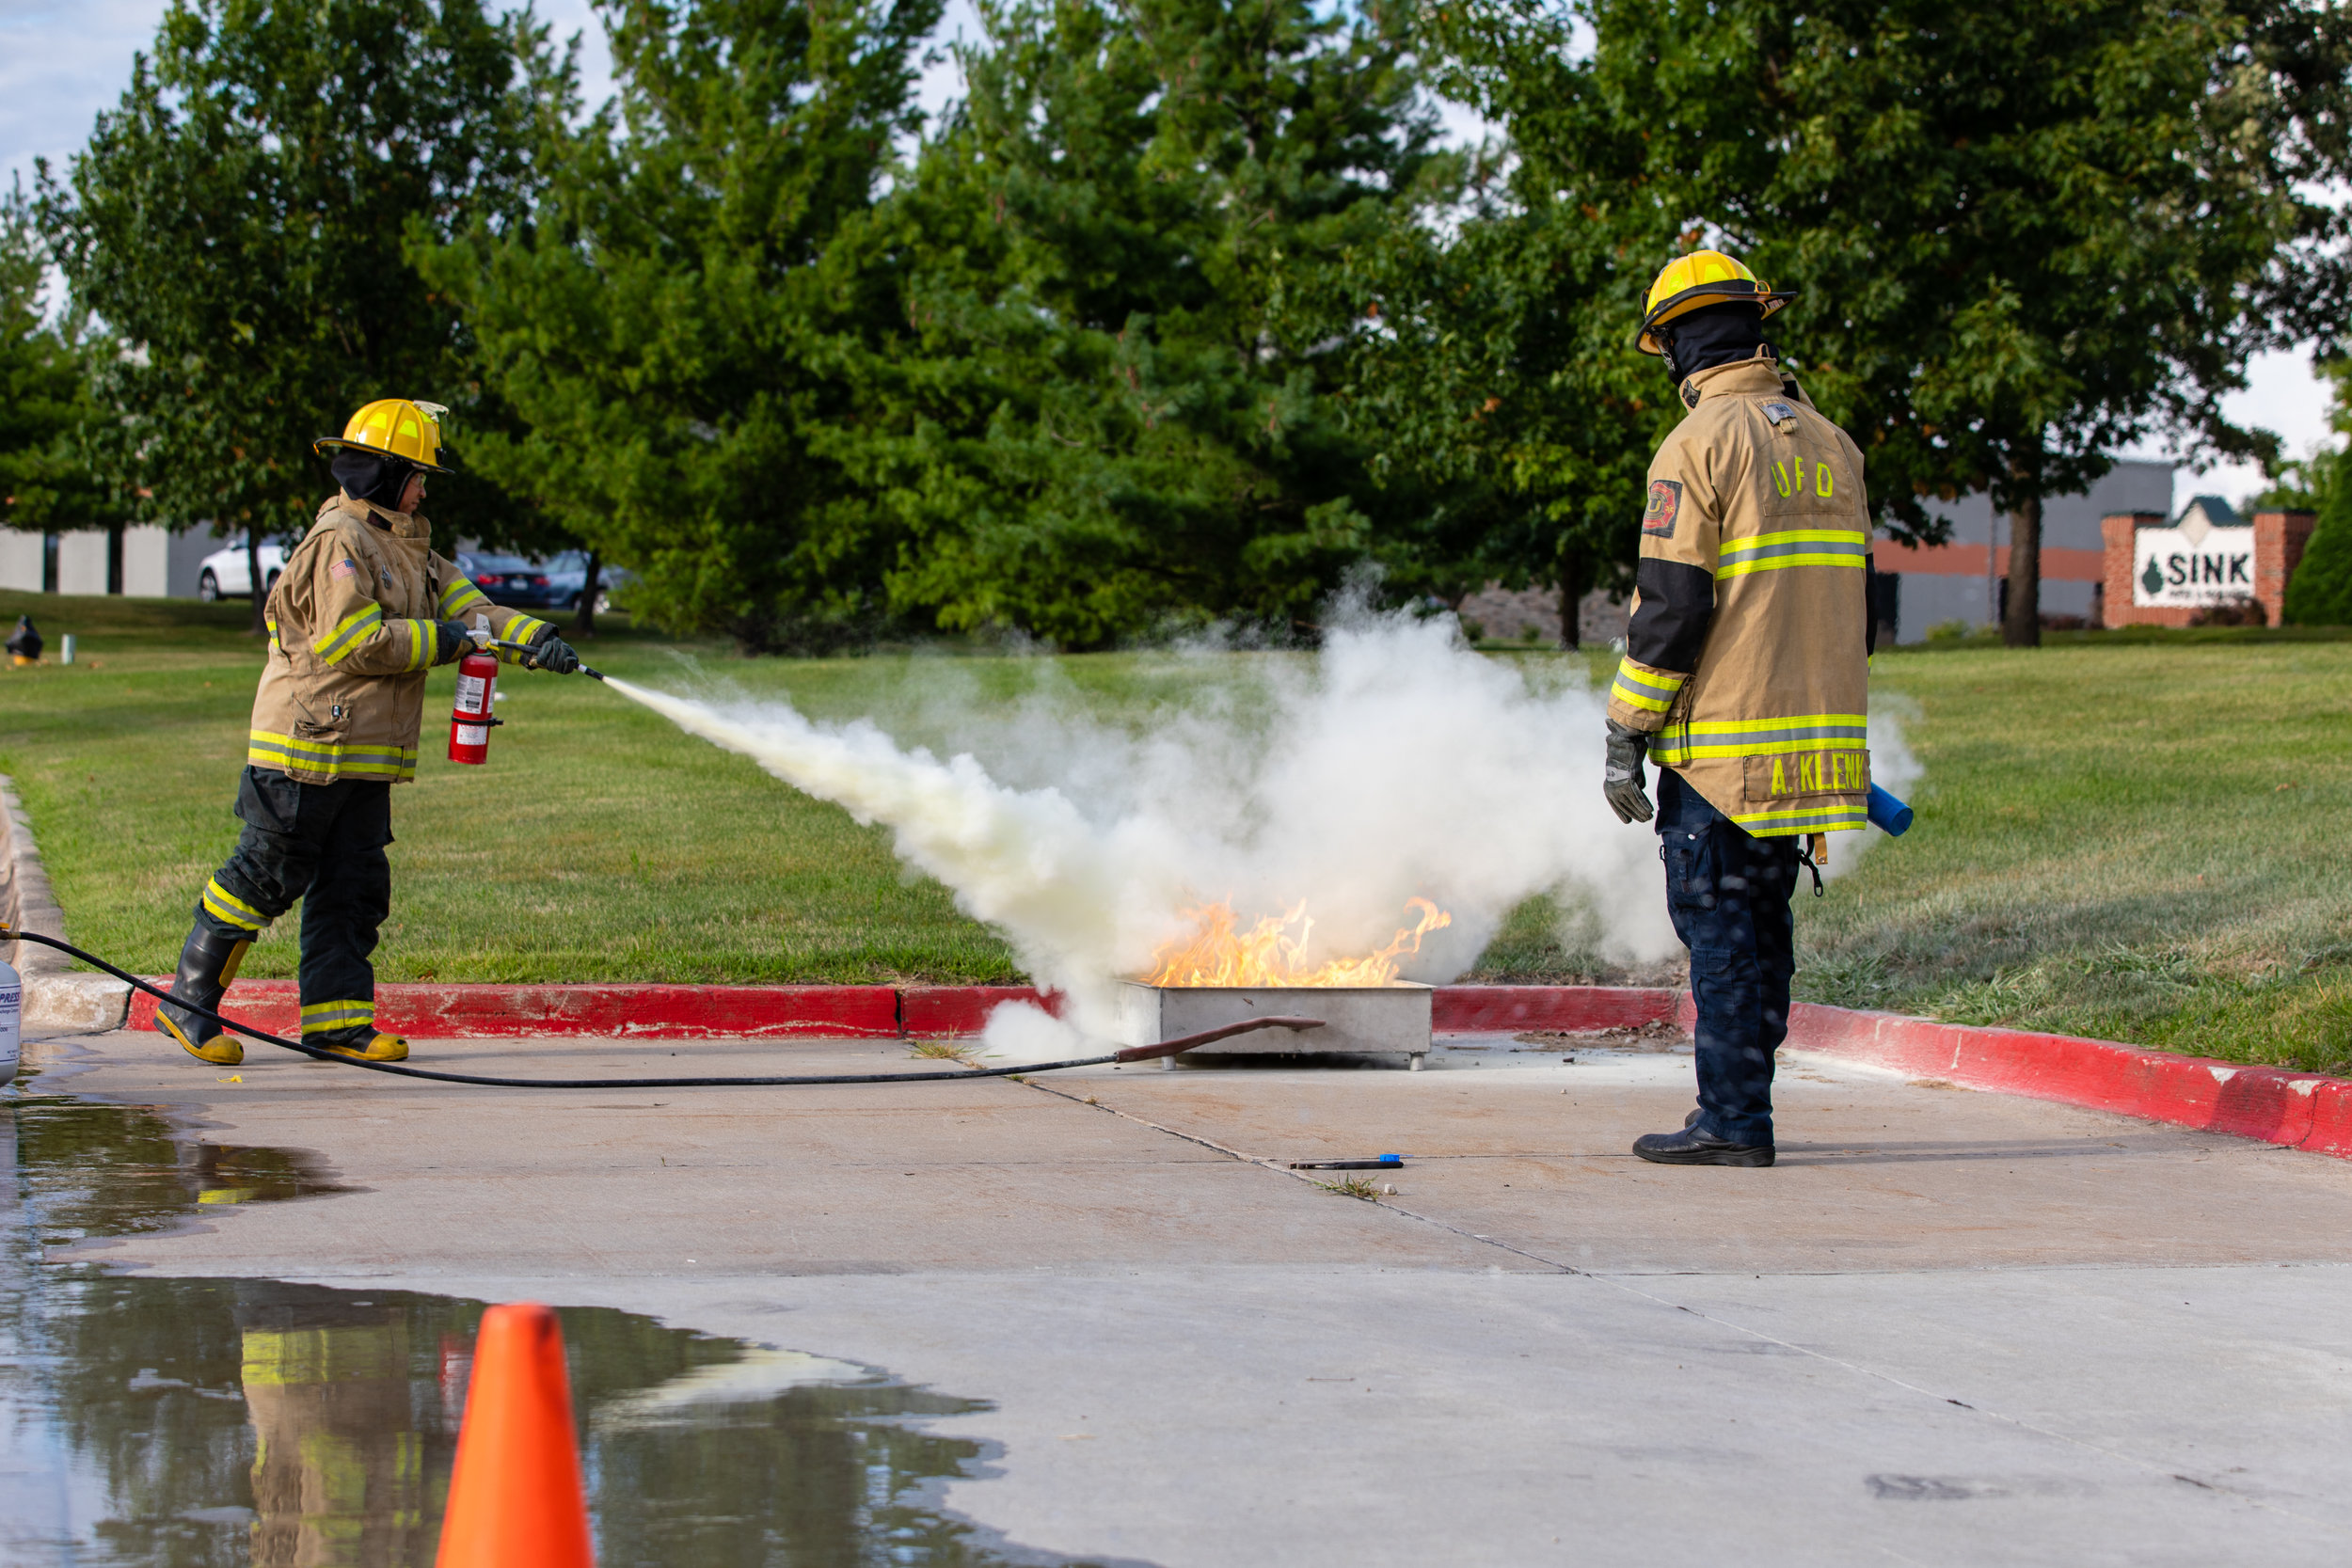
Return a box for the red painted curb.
[1430,985,1677,1034]
[127,981,902,1040]
[1666,993,2349,1160]
[901,987,1060,1037]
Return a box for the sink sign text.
[2131,526,2257,609]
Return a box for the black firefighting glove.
[1603,720,1655,825]
[430,621,475,667]
[525,628,581,674]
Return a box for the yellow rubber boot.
[154,927,251,1067]
[159,1009,245,1067]
[317,1032,408,1063]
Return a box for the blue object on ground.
[1867,784,1915,836]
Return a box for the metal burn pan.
[1113,980,1433,1068]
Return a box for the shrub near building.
[2282,453,2352,626]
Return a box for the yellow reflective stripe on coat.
[1729,802,1869,836]
[498,615,552,662]
[300,998,375,1037]
[1714,529,1869,579]
[402,619,435,672]
[310,603,386,663]
[1609,657,1687,714]
[201,878,269,931]
[1651,713,1867,765]
[438,579,490,616]
[246,730,419,781]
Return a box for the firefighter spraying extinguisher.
[148,392,614,1072]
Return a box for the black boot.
[1632,1125,1774,1167]
[153,924,251,1066]
[303,1025,408,1063]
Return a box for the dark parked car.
[543,550,632,614]
[452,551,572,610]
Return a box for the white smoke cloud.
[602,600,1677,1049]
[604,599,1913,1049]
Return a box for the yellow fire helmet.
[312,397,456,473]
[1635,250,1795,356]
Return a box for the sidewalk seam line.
[1018,1076,1576,1274]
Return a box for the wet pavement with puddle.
[1,1078,1121,1567]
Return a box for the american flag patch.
[330,559,358,580]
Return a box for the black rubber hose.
[0,927,1322,1090]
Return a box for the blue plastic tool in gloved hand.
[1867,784,1914,836]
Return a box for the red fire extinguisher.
[448,647,502,765]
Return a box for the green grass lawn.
[5,588,2349,1072]
[1788,634,2352,1074]
[0,591,1026,985]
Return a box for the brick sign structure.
[2100,508,2314,627]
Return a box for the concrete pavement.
[27,1028,2352,1565]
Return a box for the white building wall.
[0,531,40,593]
[119,524,224,598]
[54,531,111,595]
[121,526,170,596]
[3,525,231,599]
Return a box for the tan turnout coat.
[248,495,555,784]
[1603,354,1873,835]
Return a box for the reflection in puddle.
[3,1086,1132,1567]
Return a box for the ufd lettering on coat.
[1771,456,1833,499]
[1770,751,1865,797]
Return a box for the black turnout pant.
[194,766,393,1042]
[1655,768,1800,1147]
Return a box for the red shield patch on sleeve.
[1642,479,1682,538]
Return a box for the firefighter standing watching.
[152,399,582,1066]
[1602,252,1873,1167]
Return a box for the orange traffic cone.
[435,1302,596,1568]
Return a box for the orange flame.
[1141,897,1453,989]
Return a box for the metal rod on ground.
[0,927,1322,1091]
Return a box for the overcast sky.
[4,0,2329,514]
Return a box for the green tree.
[1302,18,1670,648]
[427,0,944,651]
[39,0,561,632]
[0,182,116,545]
[827,0,1457,646]
[2280,359,2352,626]
[1432,0,2350,646]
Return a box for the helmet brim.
[312,436,455,475]
[1635,284,1796,355]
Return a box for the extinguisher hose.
[0,927,1321,1089]
[485,638,604,682]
